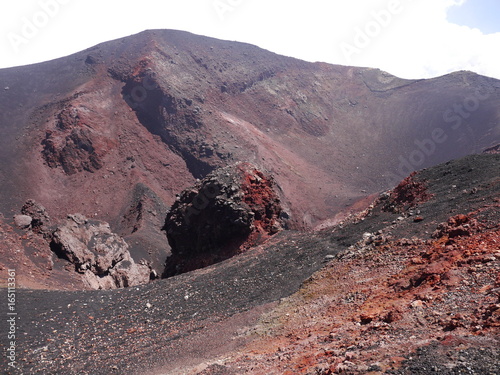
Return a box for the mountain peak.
[0,29,499,286]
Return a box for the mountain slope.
[1,30,499,284]
[5,153,499,375]
[1,29,499,228]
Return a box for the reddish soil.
[0,154,497,375]
[211,216,499,374]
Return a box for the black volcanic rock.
[163,162,284,276]
[484,143,500,154]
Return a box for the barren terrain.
[2,30,500,287]
[0,30,499,374]
[1,154,498,374]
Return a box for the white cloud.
[324,0,500,79]
[0,0,498,80]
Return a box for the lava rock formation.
[51,213,151,289]
[163,162,285,276]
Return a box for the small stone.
[413,216,424,222]
[362,232,372,240]
[14,214,32,229]
[345,351,356,360]
[368,363,382,372]
[411,300,424,308]
[379,191,390,200]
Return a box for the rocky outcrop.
[120,71,217,179]
[163,162,286,276]
[432,213,481,240]
[41,105,106,175]
[51,214,151,289]
[484,144,500,154]
[116,183,172,279]
[382,172,433,213]
[20,199,52,235]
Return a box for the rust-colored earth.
[203,217,499,374]
[0,30,499,375]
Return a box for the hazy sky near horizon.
[1,0,499,80]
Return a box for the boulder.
[163,162,286,276]
[51,213,150,289]
[14,214,33,229]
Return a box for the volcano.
[0,30,499,374]
[1,29,499,285]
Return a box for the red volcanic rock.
[240,163,286,236]
[215,222,500,375]
[163,162,285,276]
[41,104,107,175]
[483,144,500,154]
[432,213,480,239]
[383,172,433,213]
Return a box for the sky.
[0,0,499,80]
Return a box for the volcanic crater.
[0,30,499,375]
